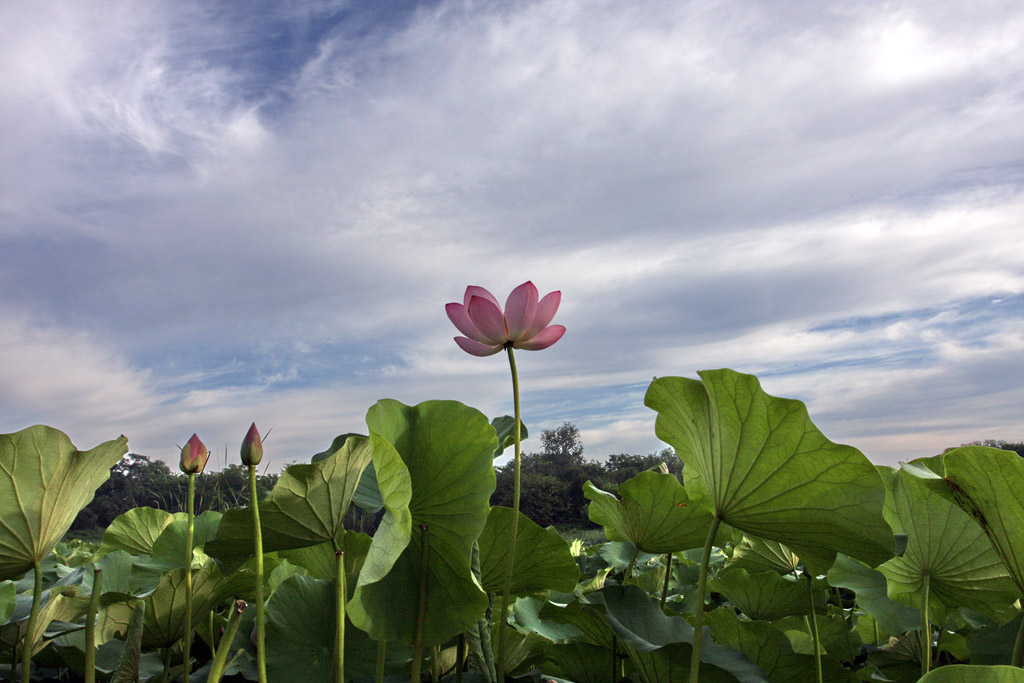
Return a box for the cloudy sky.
[2,0,1022,471]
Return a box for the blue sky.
[1,0,1022,470]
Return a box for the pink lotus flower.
[446,281,565,357]
[179,433,208,474]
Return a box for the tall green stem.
[660,553,673,609]
[804,568,822,683]
[20,560,42,683]
[689,514,722,683]
[85,568,103,683]
[496,344,522,682]
[411,524,430,683]
[184,473,195,683]
[206,600,245,683]
[375,641,387,683]
[1012,612,1024,668]
[334,549,346,683]
[921,574,931,677]
[248,465,267,683]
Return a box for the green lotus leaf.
[275,531,372,581]
[774,607,862,663]
[0,584,88,656]
[878,467,1020,624]
[918,665,1024,682]
[583,471,718,554]
[940,446,1024,597]
[543,642,611,683]
[539,597,616,650]
[150,510,223,567]
[0,580,14,625]
[727,535,800,575]
[264,574,410,683]
[704,607,846,683]
[512,597,584,644]
[826,553,920,636]
[207,434,374,571]
[478,506,578,596]
[967,612,1024,665]
[99,508,181,557]
[644,370,894,568]
[347,399,496,646]
[707,568,822,622]
[589,585,767,683]
[0,425,128,580]
[100,560,254,649]
[491,415,527,458]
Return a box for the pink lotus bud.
[445,281,565,357]
[240,422,263,466]
[179,433,208,474]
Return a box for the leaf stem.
[184,472,195,683]
[456,634,465,683]
[335,549,346,683]
[375,640,387,683]
[1012,612,1024,668]
[921,573,931,677]
[411,523,430,683]
[248,465,267,683]
[497,344,522,683]
[85,568,102,683]
[206,600,245,683]
[804,567,822,683]
[689,514,722,683]
[660,553,673,609]
[20,560,42,683]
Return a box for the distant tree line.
[959,439,1024,457]
[71,454,279,531]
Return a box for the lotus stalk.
[689,514,722,683]
[335,549,346,683]
[410,523,430,682]
[921,573,931,677]
[660,553,673,609]
[376,641,387,683]
[85,568,103,683]
[446,281,564,681]
[1012,612,1024,668]
[804,566,822,683]
[180,433,209,683]
[240,423,268,683]
[19,560,43,683]
[206,600,246,683]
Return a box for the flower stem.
[689,514,722,683]
[185,472,195,683]
[207,600,245,683]
[85,568,102,683]
[496,344,522,682]
[375,640,387,683]
[411,524,430,683]
[1011,612,1024,668]
[805,568,822,683]
[921,574,931,677]
[335,549,346,683]
[248,465,267,683]
[20,560,43,683]
[660,553,673,609]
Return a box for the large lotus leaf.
[938,447,1024,597]
[491,415,527,458]
[704,607,846,683]
[265,574,410,683]
[99,508,182,557]
[968,612,1024,665]
[207,435,374,570]
[774,607,862,663]
[727,535,800,575]
[918,665,1024,683]
[827,553,920,636]
[275,532,372,581]
[543,642,612,683]
[150,510,223,567]
[478,506,578,595]
[0,580,14,624]
[583,471,717,553]
[539,596,616,649]
[0,426,128,580]
[644,371,894,567]
[0,584,88,657]
[99,560,253,649]
[878,467,1020,624]
[512,597,584,644]
[347,399,496,646]
[588,586,767,683]
[708,568,821,622]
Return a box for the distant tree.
[960,439,1024,457]
[603,449,681,487]
[532,422,585,472]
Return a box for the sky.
[1,0,1022,471]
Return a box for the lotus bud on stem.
[206,600,246,683]
[241,423,267,683]
[179,434,208,683]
